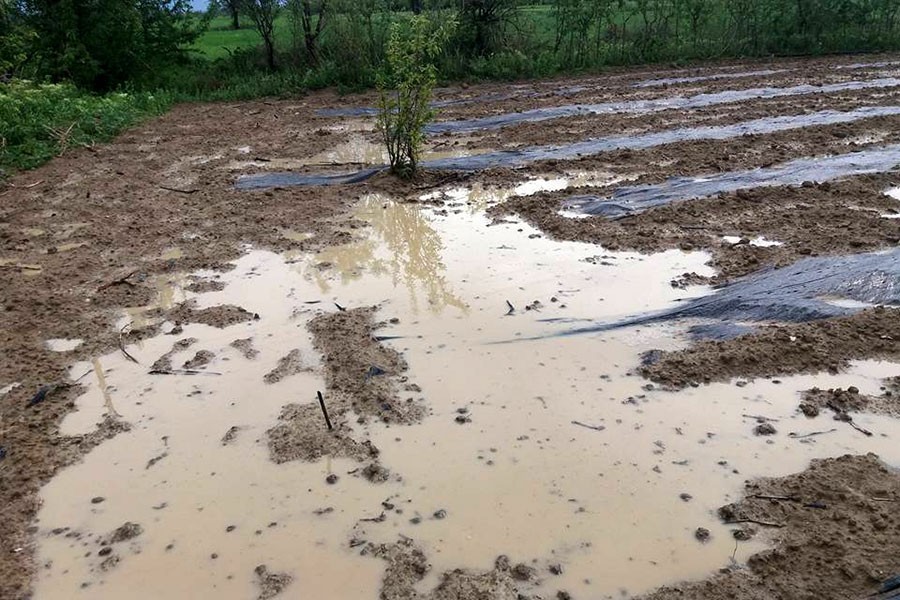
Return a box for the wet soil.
[265,308,421,467]
[639,453,900,600]
[0,99,369,599]
[2,51,900,600]
[496,176,898,282]
[801,377,900,418]
[641,308,900,389]
[367,539,536,600]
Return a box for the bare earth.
[2,53,900,599]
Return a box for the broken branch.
[572,420,605,432]
[118,324,139,364]
[742,413,780,422]
[724,518,785,528]
[159,185,199,194]
[788,428,837,439]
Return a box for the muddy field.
[2,53,900,600]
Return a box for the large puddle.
[236,105,900,189]
[564,142,900,218]
[34,191,900,599]
[425,78,900,134]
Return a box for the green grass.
[192,15,293,59]
[0,81,173,172]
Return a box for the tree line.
[2,0,900,95]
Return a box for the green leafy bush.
[0,81,172,171]
[377,15,454,179]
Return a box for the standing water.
[34,190,900,599]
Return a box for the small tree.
[377,15,453,180]
[242,0,280,69]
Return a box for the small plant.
[377,15,454,180]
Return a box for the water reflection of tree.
[308,196,467,315]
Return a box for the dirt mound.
[263,349,311,384]
[308,308,426,425]
[366,539,540,600]
[639,453,900,600]
[640,308,900,388]
[265,307,424,465]
[801,378,900,418]
[266,403,378,463]
[491,172,900,283]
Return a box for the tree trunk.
[264,36,276,69]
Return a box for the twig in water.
[118,323,139,364]
[505,300,515,315]
[159,185,199,194]
[572,420,605,432]
[317,390,333,431]
[334,302,346,312]
[92,358,121,419]
[742,413,780,422]
[148,369,222,376]
[847,420,874,437]
[724,518,785,528]
[359,512,386,523]
[788,428,837,439]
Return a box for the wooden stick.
[119,324,139,364]
[847,420,874,437]
[742,413,780,422]
[148,369,222,376]
[159,185,199,194]
[572,420,605,432]
[318,390,333,431]
[788,428,837,439]
[724,518,785,528]
[747,494,800,502]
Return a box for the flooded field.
[2,53,900,600]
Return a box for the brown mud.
[265,308,420,468]
[493,172,900,282]
[641,308,900,389]
[1,52,900,599]
[639,454,900,600]
[800,377,900,418]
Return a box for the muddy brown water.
[33,191,900,599]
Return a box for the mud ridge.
[639,308,900,389]
[265,307,424,466]
[638,453,900,600]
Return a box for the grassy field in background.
[192,7,561,60]
[192,16,270,59]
